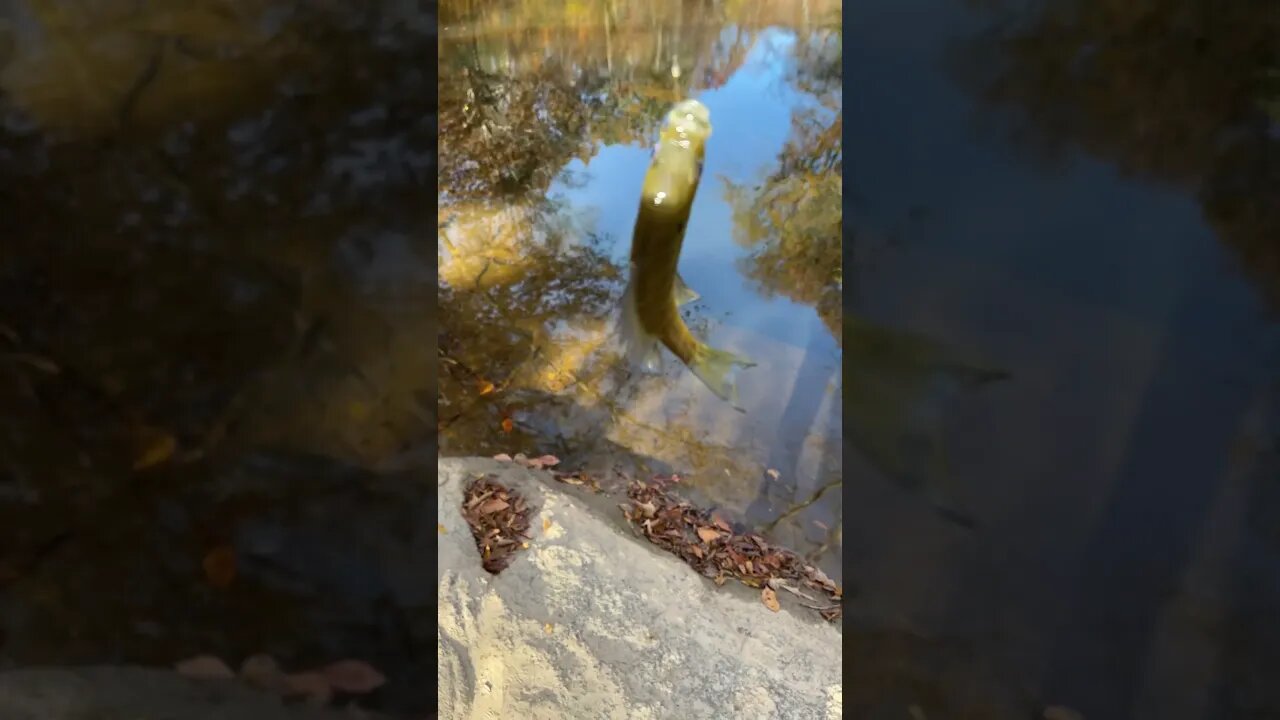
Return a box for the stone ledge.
[437,457,842,720]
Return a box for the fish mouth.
[669,99,710,123]
[664,99,711,137]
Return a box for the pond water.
[846,0,1280,718]
[1,0,1277,717]
[437,0,845,582]
[1,1,434,715]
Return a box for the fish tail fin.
[618,272,663,372]
[674,273,700,306]
[689,343,755,412]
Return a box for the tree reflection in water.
[438,0,848,577]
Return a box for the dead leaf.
[477,380,496,396]
[528,454,559,469]
[465,489,492,510]
[133,427,177,471]
[769,578,818,602]
[477,497,510,514]
[696,527,721,543]
[761,586,781,612]
[500,417,514,433]
[320,659,386,694]
[240,653,285,691]
[283,671,333,705]
[807,566,837,591]
[175,655,235,680]
[202,545,236,589]
[1043,707,1085,720]
[711,514,732,532]
[766,468,780,480]
[493,453,513,462]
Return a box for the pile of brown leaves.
[174,653,385,707]
[463,476,532,574]
[493,452,602,493]
[622,475,842,622]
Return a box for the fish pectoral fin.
[689,345,755,410]
[618,278,664,374]
[640,344,663,373]
[629,334,664,374]
[673,273,700,306]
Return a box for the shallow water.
[0,1,434,715]
[848,0,1280,717]
[1,0,1276,717]
[437,0,845,581]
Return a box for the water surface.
[437,0,845,580]
[846,1,1280,717]
[1,1,433,714]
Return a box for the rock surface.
[0,665,389,720]
[437,457,843,720]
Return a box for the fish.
[618,99,755,410]
[844,314,1011,528]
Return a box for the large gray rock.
[437,457,843,720]
[0,666,388,720]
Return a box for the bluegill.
[619,99,755,410]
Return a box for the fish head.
[642,100,712,213]
[662,99,712,145]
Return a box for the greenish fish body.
[619,99,755,410]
